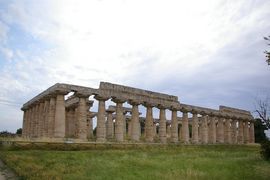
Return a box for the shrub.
[260,139,270,161]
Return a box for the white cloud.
[0,0,270,132]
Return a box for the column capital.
[54,89,69,95]
[112,97,126,103]
[143,102,155,107]
[94,95,109,101]
[128,99,141,106]
[75,92,89,98]
[157,104,166,109]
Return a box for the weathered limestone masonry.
[21,82,255,144]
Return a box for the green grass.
[0,145,270,180]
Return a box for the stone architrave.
[130,102,141,141]
[158,107,167,143]
[95,96,107,142]
[171,109,179,143]
[145,104,154,142]
[181,111,189,143]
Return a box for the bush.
[261,140,270,160]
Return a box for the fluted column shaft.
[77,97,88,140]
[96,97,107,142]
[171,110,178,143]
[224,119,232,144]
[208,116,216,144]
[181,111,189,143]
[201,115,208,144]
[106,111,114,139]
[217,117,224,143]
[54,94,66,138]
[159,108,167,143]
[87,114,93,139]
[48,97,56,138]
[145,105,154,142]
[249,121,255,143]
[131,103,140,141]
[114,101,124,142]
[28,108,33,137]
[231,119,237,144]
[192,113,199,144]
[238,120,244,144]
[243,121,249,144]
[43,100,50,137]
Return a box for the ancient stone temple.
[21,82,255,144]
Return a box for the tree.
[254,118,267,143]
[255,96,270,129]
[16,128,22,135]
[264,36,270,65]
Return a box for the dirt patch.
[0,159,18,180]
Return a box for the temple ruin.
[21,82,255,144]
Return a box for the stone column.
[28,108,33,137]
[181,110,189,143]
[95,95,108,142]
[43,99,50,137]
[31,106,36,138]
[54,92,67,138]
[145,104,154,142]
[224,118,232,144]
[158,106,167,143]
[48,96,56,138]
[238,119,244,144]
[87,113,94,139]
[201,114,208,144]
[33,104,39,138]
[167,124,171,138]
[37,102,44,138]
[113,98,125,142]
[106,110,114,140]
[65,109,72,137]
[171,108,179,143]
[217,116,224,143]
[243,120,249,144]
[249,120,255,143]
[191,112,199,144]
[130,102,141,141]
[76,95,89,140]
[208,115,216,144]
[21,108,27,137]
[231,119,237,144]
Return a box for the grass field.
[0,145,270,180]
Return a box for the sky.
[0,0,270,135]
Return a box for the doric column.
[87,112,94,139]
[54,91,67,138]
[224,118,232,144]
[231,119,237,144]
[95,95,108,142]
[158,106,167,143]
[33,104,39,138]
[243,120,249,144]
[43,99,50,137]
[38,102,44,138]
[167,124,171,138]
[106,110,114,140]
[191,111,199,144]
[238,119,244,144]
[217,116,224,143]
[112,98,125,142]
[21,108,27,137]
[171,108,179,143]
[75,94,89,140]
[65,109,72,137]
[249,120,255,143]
[145,103,154,142]
[28,107,33,137]
[208,114,216,144]
[130,101,141,141]
[31,106,36,138]
[201,114,208,144]
[48,96,56,138]
[181,110,189,143]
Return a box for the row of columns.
[22,93,255,144]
